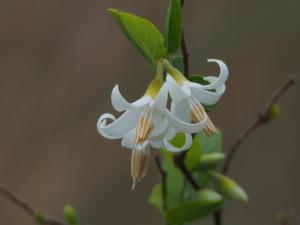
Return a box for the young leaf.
[149,183,164,212]
[184,133,202,171]
[160,148,186,208]
[64,205,79,225]
[198,130,223,154]
[208,172,248,203]
[199,152,225,169]
[165,0,182,53]
[108,8,166,67]
[165,189,223,224]
[160,142,197,208]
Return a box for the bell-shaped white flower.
[164,59,228,136]
[97,78,192,189]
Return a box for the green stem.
[155,61,164,80]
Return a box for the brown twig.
[173,77,295,225]
[180,0,189,77]
[155,156,168,211]
[222,76,295,174]
[174,156,200,190]
[0,183,68,225]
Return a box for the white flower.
[97,78,192,188]
[164,59,228,136]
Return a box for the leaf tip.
[107,8,118,15]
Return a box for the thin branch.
[180,0,189,77]
[213,211,222,225]
[155,156,168,211]
[222,76,295,174]
[0,183,68,225]
[181,31,189,76]
[174,156,200,190]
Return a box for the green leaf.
[160,136,197,208]
[208,172,248,203]
[161,148,186,208]
[199,153,225,169]
[108,8,166,67]
[165,0,182,53]
[198,130,223,154]
[170,55,184,73]
[64,205,79,225]
[184,133,202,171]
[168,132,186,148]
[149,183,164,212]
[165,189,223,224]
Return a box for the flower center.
[135,106,154,145]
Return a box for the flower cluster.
[97,59,228,189]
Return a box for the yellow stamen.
[190,102,218,137]
[131,147,150,190]
[191,104,206,123]
[135,117,154,144]
[203,117,218,137]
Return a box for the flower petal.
[163,131,192,152]
[151,83,168,110]
[150,110,169,138]
[111,85,132,112]
[111,85,151,112]
[203,59,228,90]
[163,102,207,134]
[166,74,189,104]
[149,139,164,149]
[132,95,152,107]
[171,100,190,122]
[97,108,142,139]
[121,128,136,149]
[190,85,225,105]
[183,59,228,91]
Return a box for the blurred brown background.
[0,0,299,225]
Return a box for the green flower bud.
[64,205,79,225]
[208,172,248,203]
[268,104,282,120]
[199,153,225,169]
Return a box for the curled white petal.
[97,109,142,139]
[203,59,228,90]
[163,132,192,152]
[151,83,169,110]
[166,74,189,104]
[184,59,228,91]
[189,85,225,105]
[111,85,132,112]
[163,108,207,134]
[111,85,151,112]
[97,113,117,139]
[149,139,164,149]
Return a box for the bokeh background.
[0,0,299,225]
